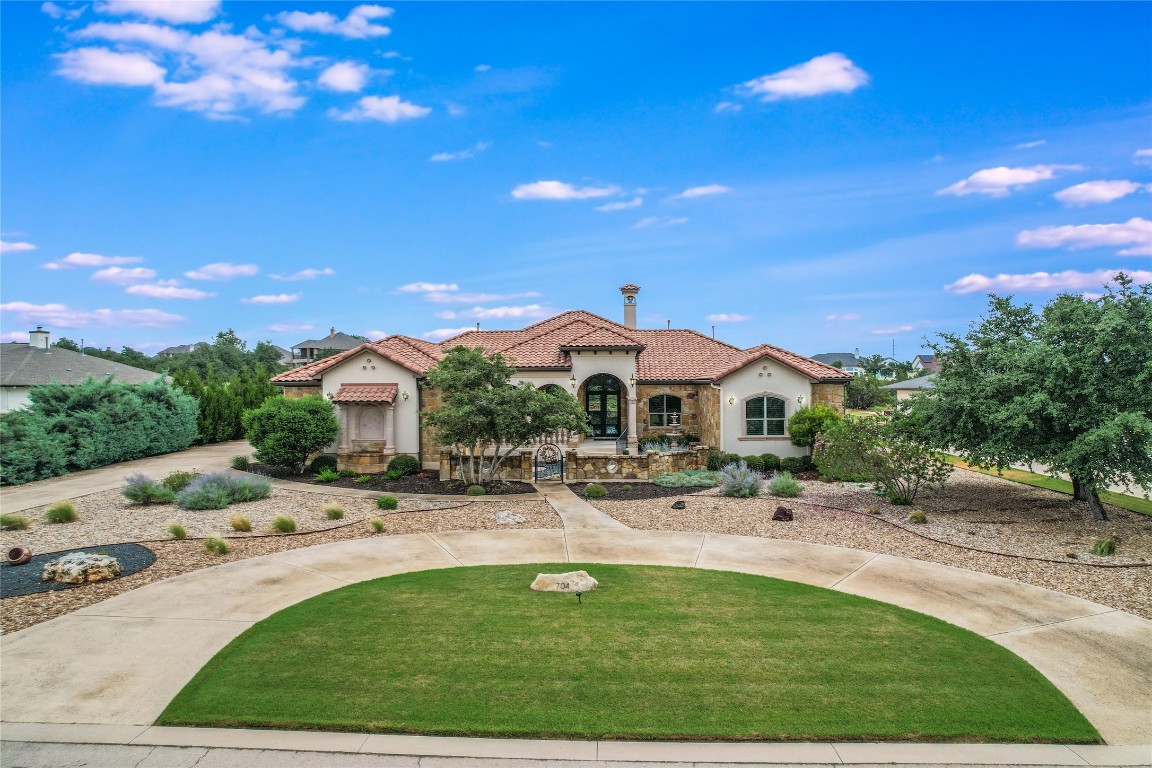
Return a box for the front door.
[584,374,621,438]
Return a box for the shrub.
[760,453,781,472]
[682,432,700,444]
[167,523,187,540]
[706,449,725,471]
[1091,537,1117,556]
[641,436,671,453]
[768,471,802,498]
[228,474,272,503]
[907,509,928,524]
[813,417,952,505]
[721,453,741,468]
[176,472,271,510]
[652,470,720,488]
[385,468,405,482]
[243,397,340,474]
[324,505,345,520]
[123,473,177,506]
[1,514,30,530]
[161,470,200,492]
[719,462,763,498]
[338,469,358,478]
[584,483,608,498]
[309,455,338,474]
[230,455,250,471]
[743,455,766,473]
[369,518,386,533]
[621,485,633,493]
[377,495,398,510]
[355,475,371,484]
[314,467,340,483]
[387,454,421,476]
[44,501,78,524]
[787,405,843,448]
[466,484,486,496]
[780,456,814,474]
[271,515,297,533]
[203,536,229,555]
[229,515,252,532]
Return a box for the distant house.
[291,328,365,367]
[912,354,940,373]
[0,326,161,413]
[880,373,935,402]
[157,342,208,358]
[811,352,863,376]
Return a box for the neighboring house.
[157,342,208,357]
[811,352,863,376]
[272,285,852,471]
[0,326,161,413]
[912,354,940,373]
[270,344,293,367]
[290,328,365,366]
[880,373,935,402]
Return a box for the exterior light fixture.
[569,374,577,389]
[728,397,735,405]
[401,391,410,401]
[797,395,805,404]
[629,373,637,388]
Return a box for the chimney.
[28,325,50,349]
[620,283,640,329]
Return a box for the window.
[745,396,785,436]
[648,395,682,427]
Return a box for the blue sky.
[2,1,1150,358]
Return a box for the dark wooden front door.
[585,374,621,438]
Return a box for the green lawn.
[942,456,1152,516]
[160,564,1100,743]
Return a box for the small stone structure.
[42,553,122,584]
[440,445,712,482]
[772,506,794,522]
[531,570,598,593]
[496,511,526,525]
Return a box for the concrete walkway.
[534,481,630,529]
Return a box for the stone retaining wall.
[439,446,711,482]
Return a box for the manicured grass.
[159,565,1099,743]
[943,456,1152,516]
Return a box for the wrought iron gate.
[534,443,565,482]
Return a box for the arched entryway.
[584,374,622,438]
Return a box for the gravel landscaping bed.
[253,465,537,495]
[0,543,156,598]
[567,482,713,500]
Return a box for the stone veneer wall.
[418,384,444,468]
[282,385,321,399]
[636,384,704,439]
[437,446,710,482]
[810,382,847,415]
[696,385,722,448]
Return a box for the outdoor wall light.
[401,391,410,401]
[797,395,805,404]
[569,374,577,388]
[629,373,637,388]
[728,397,736,405]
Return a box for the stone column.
[337,404,350,452]
[627,395,638,452]
[384,404,395,449]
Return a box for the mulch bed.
[1,543,156,599]
[567,482,713,500]
[250,465,536,495]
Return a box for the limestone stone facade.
[811,382,847,414]
[282,385,321,399]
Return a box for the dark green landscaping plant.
[167,523,188,540]
[583,483,608,498]
[814,417,951,505]
[377,495,398,510]
[314,467,341,483]
[387,454,421,476]
[271,515,296,533]
[161,471,201,493]
[203,536,229,555]
[768,471,802,498]
[787,405,843,448]
[243,397,339,475]
[324,505,345,520]
[0,514,30,530]
[466,485,486,496]
[230,456,251,471]
[1091,537,1117,556]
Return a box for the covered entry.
[584,374,622,438]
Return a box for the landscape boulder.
[42,553,122,584]
[772,506,794,522]
[671,500,686,510]
[531,570,598,593]
[496,511,527,525]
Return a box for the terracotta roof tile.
[332,383,398,403]
[708,344,854,382]
[560,326,645,349]
[271,335,445,383]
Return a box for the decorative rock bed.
[42,552,122,584]
[1,544,156,599]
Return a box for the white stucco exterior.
[0,386,31,414]
[717,357,812,459]
[321,351,423,456]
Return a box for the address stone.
[530,570,598,593]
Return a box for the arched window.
[745,395,786,436]
[648,395,682,427]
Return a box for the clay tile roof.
[708,343,854,382]
[629,329,741,380]
[620,283,640,291]
[560,327,645,349]
[271,335,445,384]
[332,383,398,403]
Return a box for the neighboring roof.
[332,383,397,404]
[913,354,941,371]
[158,342,207,356]
[292,331,364,351]
[881,374,936,391]
[272,310,852,385]
[0,344,161,387]
[811,352,860,368]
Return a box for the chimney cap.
[619,284,640,293]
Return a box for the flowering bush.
[719,461,763,498]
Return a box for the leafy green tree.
[902,274,1152,520]
[858,354,893,377]
[846,373,895,410]
[252,341,285,369]
[53,337,81,352]
[242,396,339,474]
[786,405,842,448]
[422,347,591,484]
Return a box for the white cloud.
[824,313,862,321]
[56,47,165,86]
[42,2,85,21]
[1054,180,1147,207]
[1,331,30,342]
[95,0,220,23]
[242,293,300,304]
[511,180,620,200]
[124,283,214,299]
[317,61,370,92]
[1016,217,1151,256]
[92,266,156,283]
[398,281,458,293]
[474,64,490,72]
[739,53,869,101]
[945,269,1152,295]
[0,301,185,328]
[871,325,914,335]
[672,184,730,200]
[1134,149,1152,165]
[1015,140,1046,149]
[714,101,742,114]
[595,197,643,212]
[365,329,388,339]
[425,291,540,304]
[938,164,1083,197]
[706,313,751,323]
[270,267,336,281]
[330,95,431,123]
[43,252,142,269]
[267,322,313,333]
[274,4,393,39]
[633,216,687,229]
[429,141,490,162]
[0,240,38,254]
[185,262,258,280]
[438,305,550,321]
[422,327,474,341]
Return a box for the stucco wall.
[717,360,811,458]
[0,386,31,414]
[322,351,422,457]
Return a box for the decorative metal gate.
[534,443,565,482]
